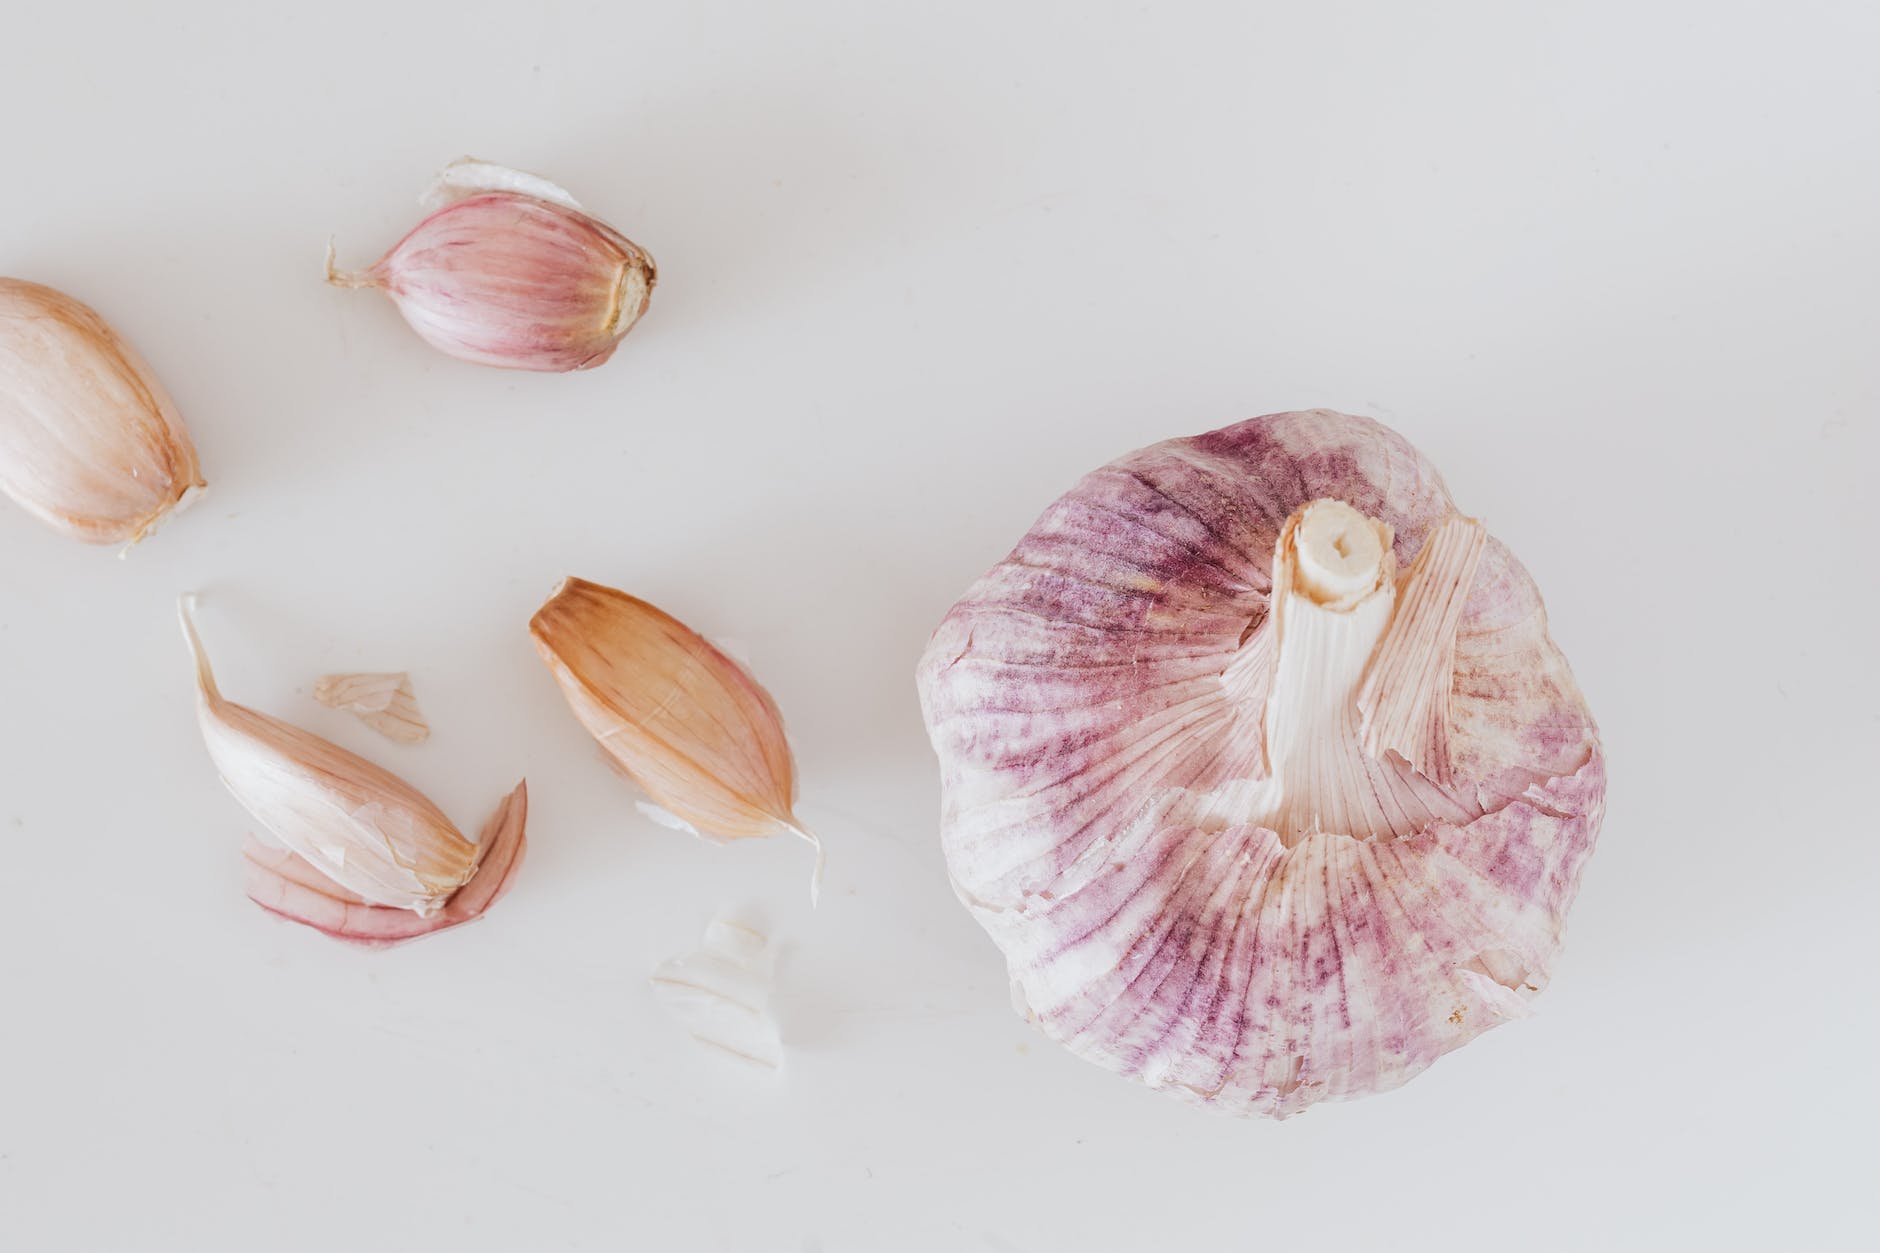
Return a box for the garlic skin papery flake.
[326,157,656,372]
[651,919,783,1071]
[0,279,204,545]
[529,577,823,895]
[181,598,528,933]
[313,671,429,745]
[916,410,1606,1119]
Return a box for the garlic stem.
[1249,500,1483,844]
[321,238,378,290]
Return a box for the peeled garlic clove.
[917,409,1605,1119]
[243,783,528,947]
[327,158,655,372]
[0,279,204,545]
[530,578,822,890]
[313,671,429,745]
[181,597,514,914]
[651,918,783,1070]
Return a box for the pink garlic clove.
[327,159,655,373]
[243,782,529,948]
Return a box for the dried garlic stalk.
[327,157,655,372]
[181,598,527,941]
[530,577,823,897]
[314,671,429,745]
[917,409,1605,1119]
[651,919,783,1070]
[0,279,204,545]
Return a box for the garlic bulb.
[0,278,204,544]
[182,598,525,919]
[916,410,1605,1118]
[327,157,655,372]
[530,577,823,892]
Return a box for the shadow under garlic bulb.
[916,409,1605,1119]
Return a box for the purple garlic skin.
[916,409,1605,1118]
[332,189,655,373]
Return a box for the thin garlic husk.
[181,597,523,916]
[243,783,527,947]
[313,671,429,745]
[0,278,204,545]
[327,157,656,372]
[916,409,1605,1119]
[530,577,822,892]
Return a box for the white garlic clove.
[530,577,823,897]
[243,782,528,947]
[327,159,655,373]
[651,918,783,1071]
[917,409,1605,1119]
[182,597,519,915]
[0,279,205,545]
[313,671,430,745]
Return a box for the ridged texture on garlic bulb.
[916,410,1604,1119]
[0,279,204,544]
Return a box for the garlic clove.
[313,671,430,745]
[327,159,655,373]
[181,596,495,913]
[0,279,205,545]
[243,782,528,947]
[917,409,1604,1118]
[651,918,783,1070]
[529,577,823,896]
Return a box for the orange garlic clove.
[529,577,822,896]
[0,278,204,546]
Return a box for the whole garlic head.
[0,279,204,545]
[916,409,1605,1119]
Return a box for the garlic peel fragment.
[182,598,486,913]
[651,919,783,1070]
[0,279,205,545]
[243,782,528,947]
[313,671,429,745]
[531,578,823,898]
[420,156,585,213]
[916,410,1604,1118]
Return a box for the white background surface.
[1,2,1874,1249]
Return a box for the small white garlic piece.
[651,919,783,1071]
[917,410,1605,1118]
[0,279,204,544]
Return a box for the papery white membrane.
[420,156,584,212]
